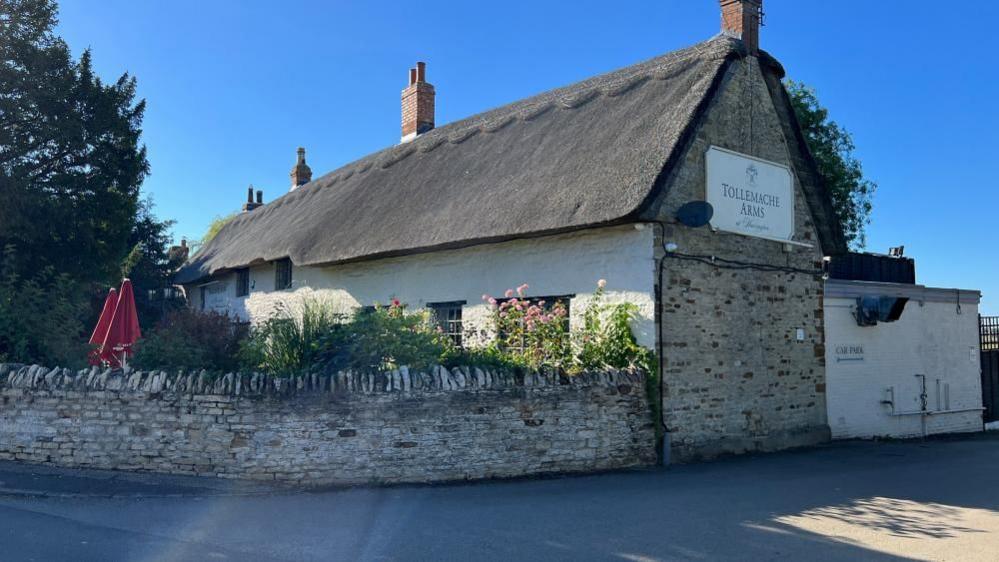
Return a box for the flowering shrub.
[230,280,654,380]
[483,284,571,370]
[482,280,654,374]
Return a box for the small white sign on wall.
[834,344,865,363]
[204,282,229,313]
[706,146,794,241]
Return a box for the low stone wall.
[0,364,656,486]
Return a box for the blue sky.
[56,1,999,312]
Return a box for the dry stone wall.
[0,363,656,486]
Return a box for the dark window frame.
[235,268,250,297]
[428,301,466,348]
[274,258,293,291]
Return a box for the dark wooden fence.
[981,316,999,423]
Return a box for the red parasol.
[100,279,142,368]
[88,288,118,366]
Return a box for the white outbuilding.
[824,270,984,440]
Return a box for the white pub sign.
[706,146,794,241]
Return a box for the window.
[275,258,293,290]
[428,301,465,347]
[496,295,572,352]
[236,268,250,297]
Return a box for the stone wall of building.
[649,56,830,461]
[0,364,656,486]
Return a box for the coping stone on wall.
[0,363,646,399]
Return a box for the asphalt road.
[2,434,998,562]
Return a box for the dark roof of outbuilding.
[176,35,843,284]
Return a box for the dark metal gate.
[980,316,999,422]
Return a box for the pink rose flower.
[488,297,498,305]
[597,279,607,289]
[482,294,490,302]
[504,289,514,298]
[517,283,529,296]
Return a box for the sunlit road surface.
[2,433,998,561]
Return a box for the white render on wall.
[187,224,657,348]
[824,280,984,440]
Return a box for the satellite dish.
[676,201,714,228]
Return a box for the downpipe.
[655,222,671,466]
[917,374,928,438]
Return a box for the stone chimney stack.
[290,147,312,191]
[168,238,190,264]
[401,61,435,143]
[720,0,762,55]
[242,185,263,212]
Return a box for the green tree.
[0,0,149,286]
[785,80,876,248]
[0,0,171,364]
[0,245,87,366]
[121,198,186,331]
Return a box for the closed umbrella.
[88,288,118,366]
[101,279,141,368]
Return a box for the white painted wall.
[186,224,657,348]
[824,281,983,439]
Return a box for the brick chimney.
[242,185,263,212]
[290,147,312,191]
[720,0,762,55]
[167,238,189,264]
[401,61,435,143]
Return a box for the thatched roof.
[176,35,843,284]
